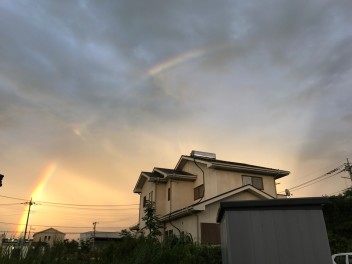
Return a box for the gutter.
[160,206,202,222]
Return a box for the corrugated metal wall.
[219,199,332,264]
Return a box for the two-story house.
[131,151,290,244]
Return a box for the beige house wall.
[155,182,167,216]
[33,230,65,247]
[164,214,199,242]
[182,160,278,199]
[169,180,194,212]
[163,191,263,243]
[138,180,156,230]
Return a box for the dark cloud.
[0,0,351,203]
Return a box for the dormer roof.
[133,168,197,193]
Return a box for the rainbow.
[17,162,57,234]
[147,48,205,76]
[122,48,207,92]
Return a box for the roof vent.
[190,151,216,159]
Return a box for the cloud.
[1,0,352,233]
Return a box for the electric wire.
[0,221,126,229]
[1,194,139,208]
[0,195,28,201]
[288,170,345,192]
[278,164,345,193]
[0,203,24,206]
[36,204,137,211]
[37,201,139,207]
[282,162,345,186]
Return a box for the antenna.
[285,189,291,197]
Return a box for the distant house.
[131,151,290,244]
[80,231,122,248]
[32,228,65,246]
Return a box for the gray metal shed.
[217,198,332,264]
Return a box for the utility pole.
[23,198,34,243]
[21,198,34,257]
[345,158,352,185]
[28,226,35,240]
[0,174,4,187]
[92,221,98,251]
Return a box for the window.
[194,184,205,200]
[148,191,153,202]
[242,176,264,190]
[165,229,173,237]
[143,196,147,207]
[167,188,170,201]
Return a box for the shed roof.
[216,197,327,222]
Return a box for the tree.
[142,201,163,239]
[324,188,352,253]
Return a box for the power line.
[0,213,23,217]
[36,204,138,211]
[289,170,345,192]
[279,164,345,193]
[0,221,126,229]
[1,194,138,207]
[0,230,127,235]
[282,162,345,187]
[37,201,139,207]
[290,167,344,191]
[0,203,24,206]
[0,194,28,201]
[0,221,25,226]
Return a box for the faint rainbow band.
[17,162,57,234]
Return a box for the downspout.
[138,194,141,231]
[168,178,181,236]
[196,214,200,243]
[154,179,158,212]
[193,158,205,204]
[193,158,206,243]
[155,178,164,241]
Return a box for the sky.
[1,0,352,239]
